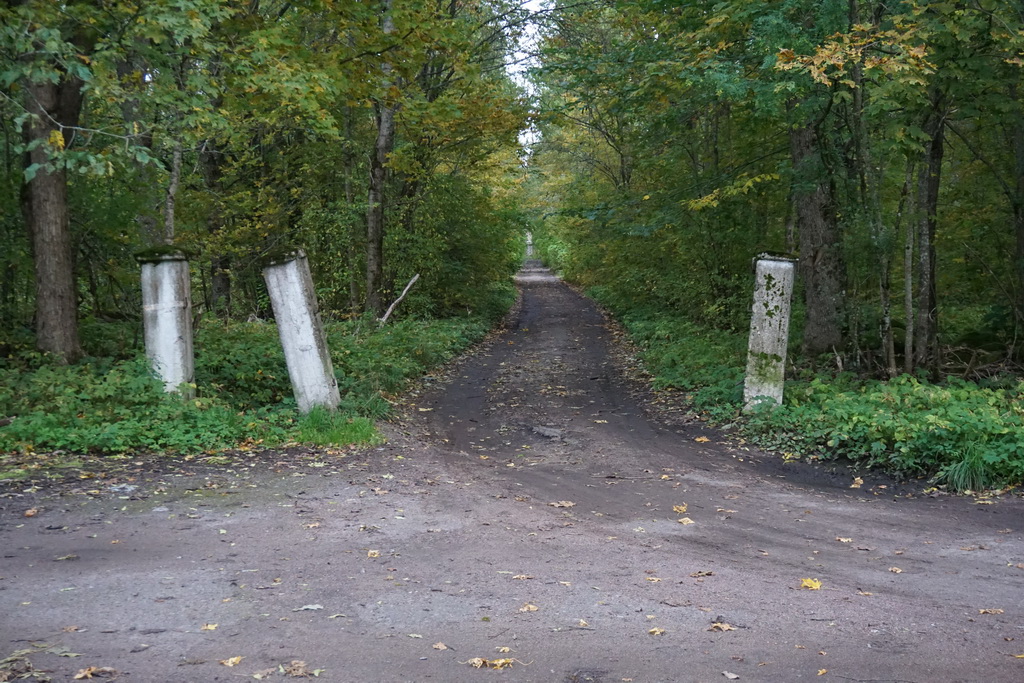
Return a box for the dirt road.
[2,261,1023,682]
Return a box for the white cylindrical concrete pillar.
[743,254,796,410]
[138,251,195,397]
[262,250,341,414]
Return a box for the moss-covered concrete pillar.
[262,250,340,414]
[743,254,796,410]
[137,250,195,397]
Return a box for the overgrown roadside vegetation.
[0,299,509,480]
[575,282,1024,493]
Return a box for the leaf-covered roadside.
[603,304,1024,493]
[0,310,503,469]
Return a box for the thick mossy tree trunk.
[789,120,846,357]
[21,77,83,363]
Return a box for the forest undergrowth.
[0,293,512,480]
[593,293,1024,494]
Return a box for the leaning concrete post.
[137,250,195,397]
[743,254,796,410]
[262,250,340,414]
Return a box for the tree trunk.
[903,165,916,375]
[199,140,231,318]
[789,120,845,356]
[365,1,397,318]
[343,105,362,316]
[366,101,396,318]
[163,142,182,244]
[914,91,945,378]
[1012,92,1024,334]
[21,77,83,363]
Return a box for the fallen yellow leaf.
[850,477,863,488]
[433,642,448,650]
[888,567,902,574]
[578,619,588,627]
[678,517,695,525]
[519,603,539,612]
[645,577,662,582]
[673,504,688,514]
[464,657,520,670]
[836,537,852,543]
[200,623,217,631]
[979,608,1004,615]
[694,436,710,443]
[367,550,380,558]
[73,667,117,680]
[709,622,736,632]
[648,627,666,635]
[800,578,822,590]
[219,656,243,667]
[496,646,512,653]
[818,669,828,676]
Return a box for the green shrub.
[0,309,500,456]
[0,357,294,454]
[599,306,1024,490]
[297,408,380,446]
[745,376,1024,486]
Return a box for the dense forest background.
[2,0,1024,491]
[526,0,1024,491]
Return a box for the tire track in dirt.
[1,260,1022,682]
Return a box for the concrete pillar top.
[753,252,797,264]
[262,248,307,268]
[135,247,190,264]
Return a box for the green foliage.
[0,311,498,455]
[328,315,492,417]
[744,376,1024,486]
[603,303,1024,489]
[0,357,293,454]
[297,408,380,447]
[602,306,747,421]
[194,321,292,409]
[380,175,524,319]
